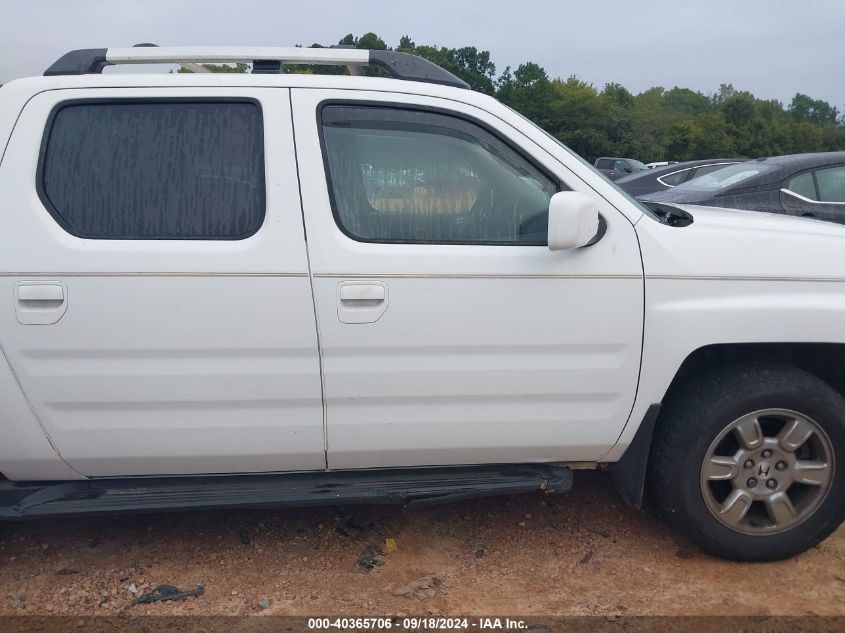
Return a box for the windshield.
[672,162,773,193]
[504,106,657,220]
[627,159,648,170]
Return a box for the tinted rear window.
[816,165,845,203]
[787,172,818,200]
[40,100,265,239]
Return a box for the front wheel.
[649,363,845,561]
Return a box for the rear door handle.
[15,281,68,325]
[337,281,388,324]
[339,284,385,302]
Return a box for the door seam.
[289,89,329,468]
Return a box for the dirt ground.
[1,471,844,618]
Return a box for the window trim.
[655,162,736,189]
[655,168,692,188]
[782,168,821,204]
[781,165,845,206]
[781,188,844,206]
[36,97,267,241]
[316,99,564,246]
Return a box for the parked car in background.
[640,153,845,223]
[594,157,649,180]
[617,159,743,197]
[645,161,678,169]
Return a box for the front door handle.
[337,281,388,324]
[15,281,68,325]
[17,284,65,302]
[339,284,386,302]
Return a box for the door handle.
[15,281,68,325]
[17,284,65,302]
[340,284,385,302]
[336,281,388,324]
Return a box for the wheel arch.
[660,342,845,404]
[609,342,845,509]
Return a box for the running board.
[0,464,572,520]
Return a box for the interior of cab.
[321,106,556,244]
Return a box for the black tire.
[649,362,845,561]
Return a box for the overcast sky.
[2,0,843,109]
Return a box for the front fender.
[604,209,845,463]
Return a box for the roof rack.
[43,45,470,89]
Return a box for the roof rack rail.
[43,45,470,89]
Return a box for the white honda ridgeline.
[0,45,842,562]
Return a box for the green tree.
[397,35,415,52]
[663,87,711,116]
[496,63,555,126]
[602,82,634,108]
[822,125,845,152]
[789,93,839,126]
[626,87,677,162]
[693,113,735,158]
[665,113,734,161]
[665,120,699,161]
[718,90,757,156]
[357,32,388,51]
[413,44,496,94]
[788,122,824,153]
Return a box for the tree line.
[190,32,845,163]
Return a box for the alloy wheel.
[700,408,834,535]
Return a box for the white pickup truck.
[0,46,842,562]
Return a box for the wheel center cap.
[756,461,773,478]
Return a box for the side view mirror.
[547,191,601,251]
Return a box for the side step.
[0,464,572,520]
